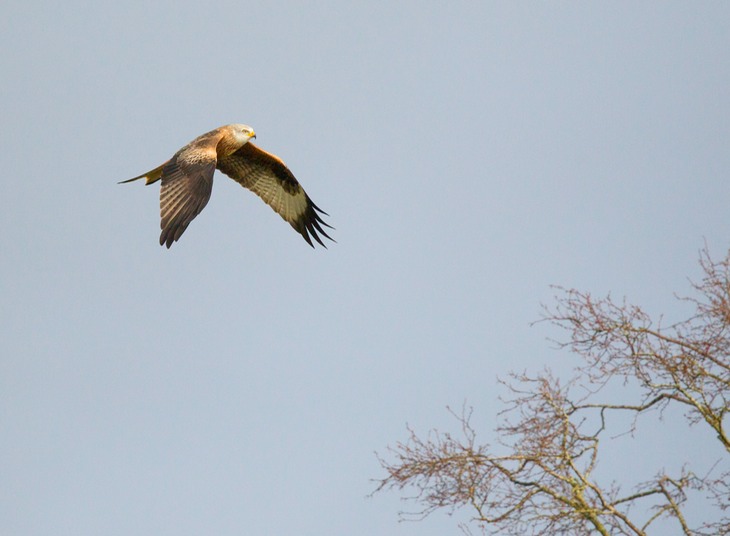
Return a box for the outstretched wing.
[159,148,216,248]
[216,143,333,248]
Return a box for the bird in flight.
[120,124,333,248]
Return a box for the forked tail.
[118,161,168,185]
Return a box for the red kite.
[121,124,333,248]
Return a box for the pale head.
[227,123,256,146]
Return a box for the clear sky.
[1,2,728,534]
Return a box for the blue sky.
[2,2,729,534]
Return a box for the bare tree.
[374,247,729,535]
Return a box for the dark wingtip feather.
[159,232,174,248]
[293,201,335,249]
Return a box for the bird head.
[230,124,256,146]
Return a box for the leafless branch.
[374,246,730,535]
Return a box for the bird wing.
[216,143,333,248]
[159,146,217,248]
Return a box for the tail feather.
[118,161,168,185]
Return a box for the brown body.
[121,124,333,248]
